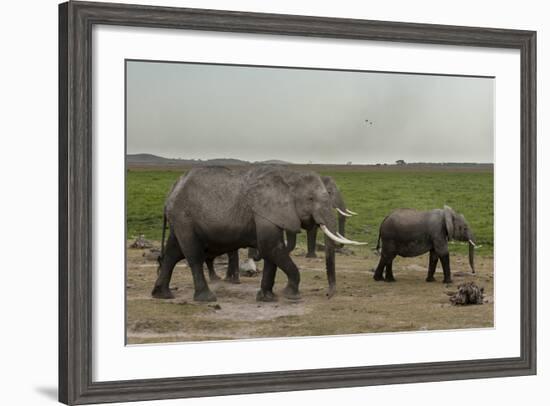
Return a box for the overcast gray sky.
[126,60,494,164]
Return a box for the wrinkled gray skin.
[242,167,341,299]
[373,206,475,283]
[206,173,346,283]
[152,166,338,302]
[208,175,348,281]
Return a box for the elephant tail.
[375,216,388,254]
[157,211,168,274]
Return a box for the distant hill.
[127,154,492,171]
[258,159,291,165]
[127,153,173,164]
[126,154,291,167]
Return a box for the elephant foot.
[326,285,336,299]
[373,273,384,281]
[425,276,436,282]
[305,252,317,259]
[256,289,278,302]
[442,278,453,284]
[282,286,302,301]
[384,277,396,283]
[224,275,241,284]
[151,286,175,299]
[193,289,217,302]
[209,273,221,282]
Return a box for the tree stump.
[449,282,484,305]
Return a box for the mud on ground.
[126,243,494,344]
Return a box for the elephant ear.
[246,172,301,233]
[322,176,340,208]
[443,205,455,240]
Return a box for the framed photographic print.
[59,1,536,404]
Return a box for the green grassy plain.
[126,166,493,257]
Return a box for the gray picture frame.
[58,1,537,404]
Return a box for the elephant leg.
[384,259,396,282]
[306,226,318,258]
[206,257,220,281]
[256,217,300,299]
[224,251,241,284]
[373,254,388,281]
[433,240,452,284]
[440,254,453,284]
[426,250,438,282]
[273,252,301,300]
[188,260,216,301]
[173,227,216,302]
[260,241,301,299]
[256,260,278,302]
[152,232,184,299]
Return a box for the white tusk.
[344,240,368,246]
[468,239,477,248]
[336,208,352,217]
[320,225,368,246]
[336,232,367,245]
[345,209,358,215]
[320,225,349,244]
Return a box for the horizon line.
[126,153,494,166]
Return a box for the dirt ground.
[126,243,494,345]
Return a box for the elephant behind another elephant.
[304,175,356,258]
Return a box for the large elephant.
[152,166,364,302]
[303,176,356,258]
[373,206,476,283]
[204,170,359,283]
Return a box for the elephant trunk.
[337,212,346,237]
[315,211,338,298]
[314,209,366,298]
[468,240,475,274]
[324,234,336,298]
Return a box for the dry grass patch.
[127,244,493,344]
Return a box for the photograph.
[125,60,495,345]
[52,1,538,404]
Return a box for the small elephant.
[373,206,476,283]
